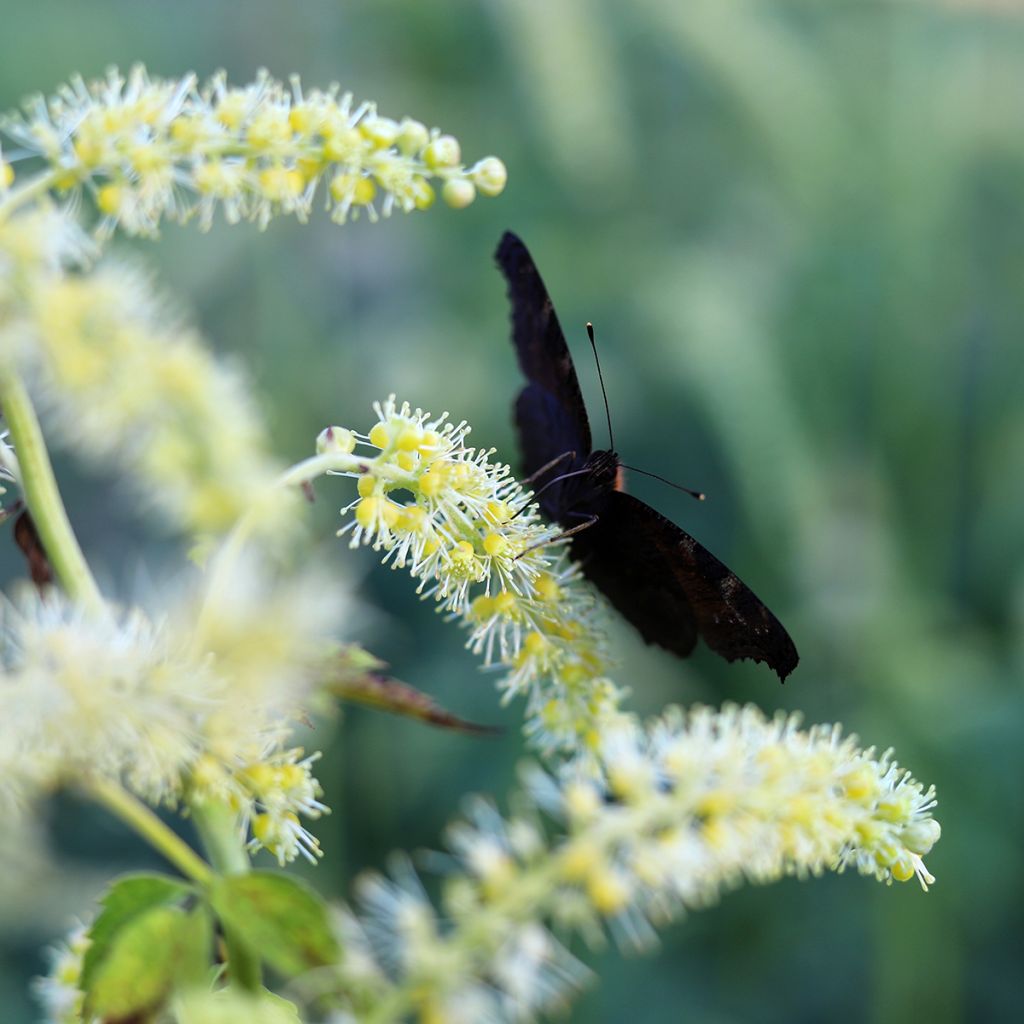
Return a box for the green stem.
[191,798,262,991]
[87,777,214,886]
[0,369,104,611]
[0,169,59,221]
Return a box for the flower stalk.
[0,367,102,610]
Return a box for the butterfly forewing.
[496,231,592,464]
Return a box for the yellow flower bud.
[360,116,400,147]
[419,468,445,497]
[397,117,430,154]
[355,497,379,528]
[482,532,507,557]
[471,156,508,197]
[96,183,123,216]
[534,573,561,602]
[523,631,548,657]
[890,856,916,883]
[587,868,630,915]
[357,475,377,497]
[396,426,423,451]
[442,178,476,209]
[323,127,363,162]
[0,161,14,189]
[397,506,427,532]
[368,422,391,448]
[424,134,461,169]
[316,425,356,454]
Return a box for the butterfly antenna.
[620,464,706,501]
[586,322,615,451]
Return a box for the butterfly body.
[497,231,799,682]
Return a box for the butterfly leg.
[509,452,582,522]
[513,513,599,560]
[521,450,577,486]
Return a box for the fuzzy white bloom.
[0,208,288,539]
[316,397,632,756]
[33,921,93,1024]
[322,704,939,1021]
[0,430,16,495]
[0,553,348,865]
[0,65,506,237]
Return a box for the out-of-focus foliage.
[1,2,1020,1021]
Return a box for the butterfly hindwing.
[574,491,799,681]
[496,231,592,459]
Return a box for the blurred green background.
[2,1,1023,1020]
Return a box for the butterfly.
[495,231,799,682]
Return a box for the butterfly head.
[585,449,621,491]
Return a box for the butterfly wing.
[496,231,593,480]
[572,490,799,681]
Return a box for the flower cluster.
[313,397,631,755]
[0,556,346,865]
[0,65,507,236]
[0,207,288,539]
[33,921,91,1024]
[321,704,940,1021]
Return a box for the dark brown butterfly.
[496,231,799,682]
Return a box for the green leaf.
[174,986,303,1024]
[81,872,193,993]
[208,871,340,978]
[85,903,197,1019]
[177,905,216,989]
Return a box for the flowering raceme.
[0,555,346,866]
[0,64,943,1024]
[0,65,507,236]
[312,704,939,1022]
[309,396,632,756]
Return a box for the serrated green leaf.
[81,872,193,993]
[85,903,196,1019]
[208,871,340,978]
